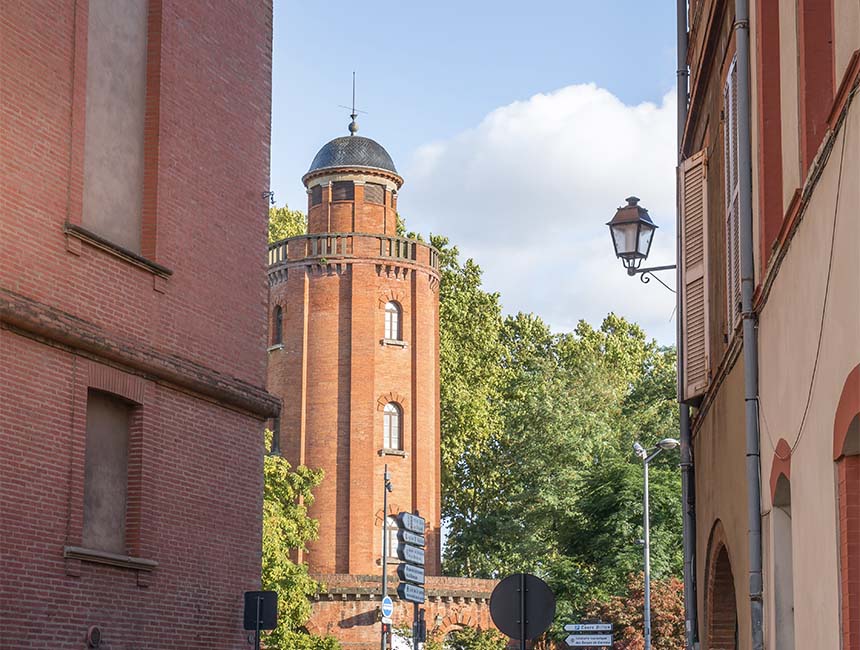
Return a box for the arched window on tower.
[383,402,402,450]
[273,305,283,345]
[383,515,400,560]
[384,301,401,340]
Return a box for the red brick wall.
[1,1,274,647]
[305,574,498,650]
[0,0,273,386]
[268,187,441,578]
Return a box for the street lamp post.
[381,465,392,650]
[634,438,680,650]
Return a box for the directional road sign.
[564,623,613,632]
[398,512,426,534]
[397,583,425,604]
[565,634,613,647]
[381,596,394,618]
[398,530,425,546]
[397,562,425,584]
[397,543,425,566]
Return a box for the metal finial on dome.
[337,71,367,136]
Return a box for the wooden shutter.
[724,59,742,332]
[680,149,710,401]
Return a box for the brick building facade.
[676,0,859,648]
[0,1,277,648]
[267,125,496,648]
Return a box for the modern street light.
[606,197,676,290]
[634,438,680,650]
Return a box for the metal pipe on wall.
[734,0,765,647]
[675,0,698,647]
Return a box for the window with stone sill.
[383,402,402,450]
[384,301,401,341]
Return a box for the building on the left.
[0,2,278,647]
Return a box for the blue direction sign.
[397,563,425,585]
[398,530,425,546]
[397,512,425,534]
[381,596,394,618]
[397,543,425,566]
[397,583,425,604]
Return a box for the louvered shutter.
[724,59,742,332]
[680,149,710,401]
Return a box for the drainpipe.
[675,1,698,648]
[734,0,765,648]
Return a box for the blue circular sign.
[381,596,394,618]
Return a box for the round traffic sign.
[489,573,555,641]
[381,595,394,618]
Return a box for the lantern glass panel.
[637,223,655,257]
[611,222,641,258]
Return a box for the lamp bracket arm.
[627,264,677,293]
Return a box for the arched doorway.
[835,364,860,650]
[707,523,738,650]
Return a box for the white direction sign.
[564,623,613,632]
[565,634,613,647]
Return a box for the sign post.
[396,511,427,650]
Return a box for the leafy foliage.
[425,626,509,650]
[261,431,340,650]
[583,573,686,650]
[268,204,307,243]
[432,238,682,644]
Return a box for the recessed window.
[270,417,281,455]
[384,301,401,340]
[383,402,402,450]
[273,305,283,345]
[310,185,322,206]
[365,183,384,205]
[331,181,354,202]
[83,390,131,554]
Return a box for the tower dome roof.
[306,136,398,177]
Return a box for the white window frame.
[383,402,402,450]
[384,301,401,340]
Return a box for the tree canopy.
[268,204,307,243]
[433,238,682,640]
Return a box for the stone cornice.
[1,288,280,419]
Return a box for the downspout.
[734,0,765,648]
[675,1,698,649]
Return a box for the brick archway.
[835,364,860,650]
[706,521,738,650]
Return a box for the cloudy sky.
[270,1,680,345]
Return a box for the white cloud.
[401,83,679,345]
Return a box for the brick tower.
[267,121,442,577]
[267,120,498,648]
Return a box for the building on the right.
[677,1,859,649]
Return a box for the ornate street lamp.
[634,437,680,650]
[607,197,676,289]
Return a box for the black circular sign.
[489,573,556,640]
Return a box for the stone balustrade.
[267,233,440,271]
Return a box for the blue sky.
[271,1,680,344]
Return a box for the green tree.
[431,235,509,578]
[268,204,307,243]
[261,432,340,650]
